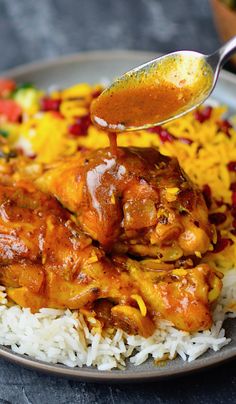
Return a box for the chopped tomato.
[0,99,21,122]
[0,78,16,97]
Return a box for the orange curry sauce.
[90,54,213,136]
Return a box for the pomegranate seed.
[227,161,236,172]
[201,105,212,119]
[194,111,202,122]
[232,219,236,228]
[68,115,91,137]
[41,97,61,112]
[178,137,193,145]
[231,206,236,218]
[148,126,175,143]
[213,231,231,253]
[231,229,236,236]
[69,123,83,136]
[194,106,212,123]
[209,212,227,225]
[159,129,175,143]
[148,127,192,145]
[214,238,229,253]
[147,126,161,134]
[216,199,224,207]
[232,191,236,206]
[92,89,102,98]
[217,119,232,137]
[79,115,91,131]
[230,182,236,192]
[202,184,212,208]
[17,114,23,123]
[77,146,89,152]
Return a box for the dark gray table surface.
[0,0,235,402]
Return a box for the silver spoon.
[91,36,236,132]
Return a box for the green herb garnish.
[0,129,9,138]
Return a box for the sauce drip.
[91,54,213,131]
[108,132,118,155]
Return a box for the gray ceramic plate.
[0,51,236,382]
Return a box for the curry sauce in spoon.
[90,52,213,133]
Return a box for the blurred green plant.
[220,0,236,9]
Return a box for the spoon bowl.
[91,37,236,132]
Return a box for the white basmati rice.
[0,269,235,370]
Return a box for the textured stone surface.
[0,358,236,403]
[0,0,220,71]
[0,0,236,402]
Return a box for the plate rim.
[1,49,236,86]
[0,50,236,382]
[0,50,161,77]
[0,344,236,382]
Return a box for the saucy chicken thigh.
[37,147,213,261]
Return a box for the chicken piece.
[127,261,222,332]
[0,182,136,311]
[6,259,135,312]
[0,182,91,268]
[111,305,156,338]
[36,147,213,261]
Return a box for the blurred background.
[1,0,235,72]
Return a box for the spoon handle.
[207,36,236,75]
[218,36,236,66]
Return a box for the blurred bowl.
[211,0,236,66]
